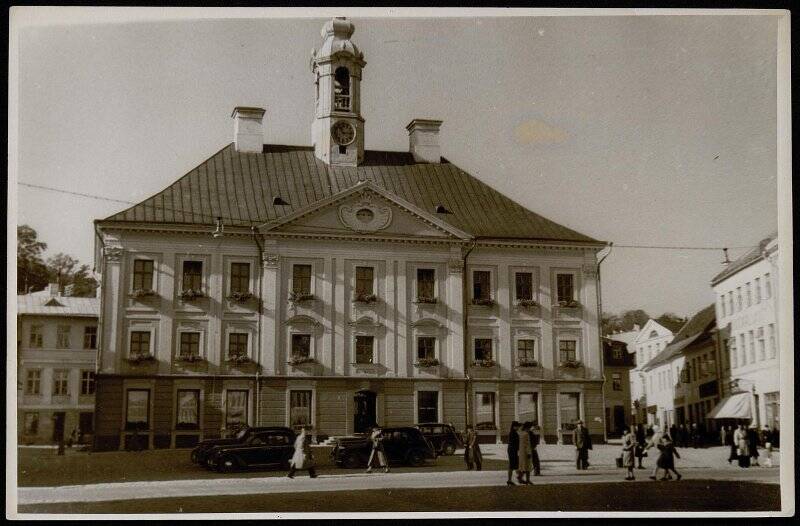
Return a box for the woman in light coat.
[621,425,638,481]
[287,427,317,478]
[734,424,750,468]
[517,422,533,484]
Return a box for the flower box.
[130,289,157,299]
[228,291,254,303]
[516,299,539,308]
[414,358,441,368]
[414,296,438,305]
[179,289,205,301]
[226,354,252,365]
[517,360,540,368]
[288,356,317,366]
[559,360,582,369]
[471,298,496,307]
[177,354,204,363]
[352,293,378,304]
[471,358,496,368]
[557,299,581,309]
[288,292,316,303]
[126,353,155,364]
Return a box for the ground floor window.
[518,392,538,425]
[24,412,39,435]
[176,389,200,430]
[475,392,496,429]
[125,389,150,431]
[79,412,94,434]
[417,391,438,423]
[559,392,580,430]
[225,389,249,428]
[289,390,312,430]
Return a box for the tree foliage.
[17,225,98,297]
[603,308,687,336]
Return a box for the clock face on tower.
[331,121,356,146]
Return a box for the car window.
[268,434,289,446]
[419,426,430,434]
[432,426,443,434]
[249,435,265,446]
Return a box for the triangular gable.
[44,298,65,307]
[633,319,676,345]
[259,181,473,240]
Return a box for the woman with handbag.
[622,425,638,481]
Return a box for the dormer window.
[333,67,351,111]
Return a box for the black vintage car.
[190,426,291,466]
[330,426,437,469]
[206,427,296,472]
[416,423,463,456]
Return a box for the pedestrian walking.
[463,424,482,471]
[635,424,646,469]
[287,426,318,478]
[720,425,728,446]
[622,425,638,481]
[67,427,77,448]
[517,422,533,484]
[529,424,542,477]
[734,424,750,468]
[571,420,592,470]
[747,424,760,467]
[506,421,520,485]
[652,433,682,481]
[365,425,389,473]
[726,426,737,463]
[646,425,663,480]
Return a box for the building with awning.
[706,391,752,421]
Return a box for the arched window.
[333,67,351,110]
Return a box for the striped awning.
[706,392,752,419]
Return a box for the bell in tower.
[310,17,366,167]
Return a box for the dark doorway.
[614,405,626,436]
[52,412,65,442]
[354,390,377,434]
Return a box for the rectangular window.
[556,273,574,302]
[559,392,580,430]
[80,370,95,395]
[559,340,577,363]
[83,326,98,350]
[472,270,491,300]
[355,266,374,296]
[764,273,772,299]
[739,333,747,365]
[749,330,756,363]
[228,332,249,359]
[56,325,71,349]
[754,277,761,303]
[225,389,249,427]
[292,264,312,295]
[612,373,622,391]
[417,391,438,424]
[52,370,69,396]
[126,388,150,430]
[475,392,496,427]
[518,392,539,425]
[745,282,752,308]
[728,292,734,316]
[736,287,742,311]
[182,260,203,292]
[355,335,374,364]
[29,325,43,348]
[517,339,536,364]
[719,296,726,318]
[757,327,766,361]
[417,336,436,361]
[612,348,623,360]
[230,262,251,294]
[768,324,776,358]
[25,369,41,395]
[130,331,151,357]
[474,338,493,362]
[416,268,436,300]
[291,334,311,359]
[515,272,533,301]
[179,332,201,359]
[176,389,200,430]
[24,413,39,435]
[132,259,154,291]
[289,390,313,430]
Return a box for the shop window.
[291,334,312,359]
[472,271,491,301]
[355,335,374,364]
[225,390,249,428]
[292,264,312,295]
[475,392,496,428]
[52,370,69,396]
[57,325,71,349]
[132,259,154,291]
[176,389,200,430]
[517,392,538,425]
[228,332,249,360]
[416,268,435,301]
[80,370,95,395]
[355,266,374,296]
[230,262,251,294]
[289,390,313,430]
[559,392,580,430]
[29,325,43,348]
[83,326,97,349]
[515,272,533,301]
[126,389,150,431]
[25,369,41,395]
[417,337,436,361]
[474,338,493,362]
[417,391,438,424]
[182,260,203,292]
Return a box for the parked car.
[206,427,297,472]
[190,426,291,466]
[416,423,463,455]
[330,426,437,469]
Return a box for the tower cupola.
[310,17,366,166]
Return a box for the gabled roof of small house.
[100,144,602,244]
[641,304,716,371]
[711,232,777,286]
[18,292,100,318]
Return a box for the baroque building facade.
[93,17,608,450]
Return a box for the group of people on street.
[621,425,682,481]
[726,423,770,468]
[504,421,542,485]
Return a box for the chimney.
[406,119,443,163]
[231,107,266,153]
[48,282,59,297]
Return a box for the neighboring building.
[92,17,609,451]
[602,337,635,437]
[17,284,100,444]
[709,233,779,431]
[640,305,716,430]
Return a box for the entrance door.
[614,405,626,436]
[354,390,377,434]
[52,412,66,443]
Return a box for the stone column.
[101,245,124,373]
[261,250,280,376]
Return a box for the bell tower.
[311,17,366,167]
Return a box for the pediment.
[260,182,471,240]
[349,315,383,327]
[410,317,445,329]
[44,298,64,307]
[284,314,321,327]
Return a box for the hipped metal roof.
[18,291,100,318]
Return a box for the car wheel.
[407,450,425,467]
[442,442,456,456]
[343,452,363,469]
[219,456,238,473]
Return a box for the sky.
[12,9,781,317]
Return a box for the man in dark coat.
[571,420,592,470]
[529,424,542,476]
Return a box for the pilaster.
[447,247,465,376]
[334,256,346,375]
[395,259,407,377]
[497,261,512,378]
[261,246,280,375]
[101,245,123,373]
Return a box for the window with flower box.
[472,271,491,301]
[556,273,575,303]
[355,335,375,364]
[355,266,374,296]
[182,261,203,293]
[179,332,201,360]
[517,339,536,365]
[132,259,154,291]
[515,272,534,301]
[474,338,493,362]
[417,337,436,362]
[230,262,251,294]
[129,331,152,359]
[228,333,249,361]
[416,268,436,302]
[559,340,578,363]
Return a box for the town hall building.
[93,17,608,450]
